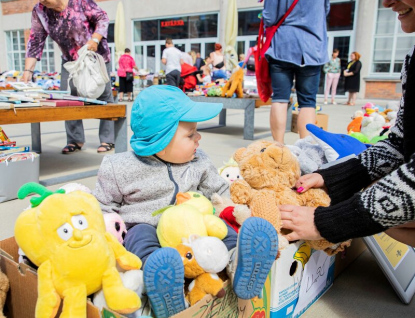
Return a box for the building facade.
[1,0,414,99]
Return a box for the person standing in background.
[161,38,183,87]
[323,48,341,105]
[263,0,330,143]
[344,51,362,106]
[22,0,115,154]
[210,43,227,81]
[181,51,193,66]
[195,52,205,70]
[118,48,139,102]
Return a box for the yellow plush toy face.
[234,140,301,189]
[15,191,106,268]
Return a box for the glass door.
[318,32,351,96]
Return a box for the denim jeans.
[124,222,238,264]
[269,59,321,108]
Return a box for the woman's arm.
[81,0,109,51]
[21,57,38,83]
[26,8,48,62]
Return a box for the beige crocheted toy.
[0,269,9,318]
[230,140,350,255]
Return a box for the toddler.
[93,85,278,317]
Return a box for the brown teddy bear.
[0,269,9,318]
[230,140,350,255]
[221,68,244,98]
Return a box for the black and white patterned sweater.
[314,45,415,243]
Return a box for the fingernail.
[297,187,304,193]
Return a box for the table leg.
[114,117,128,153]
[243,101,255,140]
[31,122,42,153]
[219,109,227,126]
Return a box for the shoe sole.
[233,217,278,299]
[144,248,186,318]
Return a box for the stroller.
[180,63,202,92]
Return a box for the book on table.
[40,100,85,107]
[14,102,41,108]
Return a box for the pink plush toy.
[103,213,127,244]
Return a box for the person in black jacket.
[280,0,415,247]
[343,51,362,106]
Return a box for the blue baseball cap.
[130,85,223,156]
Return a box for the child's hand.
[295,173,325,193]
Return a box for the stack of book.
[0,126,29,160]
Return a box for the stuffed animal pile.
[176,235,229,306]
[218,158,243,184]
[230,140,350,255]
[155,192,228,248]
[15,182,142,318]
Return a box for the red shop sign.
[161,19,185,27]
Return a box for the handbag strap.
[258,0,300,59]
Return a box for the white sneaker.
[332,101,337,105]
[323,101,328,105]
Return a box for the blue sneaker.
[143,248,186,318]
[233,217,278,299]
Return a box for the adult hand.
[343,70,350,77]
[280,205,323,241]
[86,40,98,52]
[295,173,325,193]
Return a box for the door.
[318,33,351,96]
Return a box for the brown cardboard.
[1,237,272,318]
[334,238,367,279]
[0,237,102,318]
[291,111,329,133]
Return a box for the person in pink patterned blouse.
[22,0,115,154]
[117,48,139,102]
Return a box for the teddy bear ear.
[233,148,246,163]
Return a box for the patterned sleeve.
[81,0,109,38]
[26,7,48,60]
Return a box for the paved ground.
[1,95,414,317]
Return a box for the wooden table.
[0,104,127,185]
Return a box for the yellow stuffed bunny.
[15,183,142,318]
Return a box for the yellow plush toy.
[15,183,142,318]
[155,192,228,248]
[230,141,350,255]
[176,235,228,305]
[221,68,244,98]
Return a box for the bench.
[189,97,292,140]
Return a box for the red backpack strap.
[258,0,300,58]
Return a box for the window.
[327,1,355,31]
[5,30,25,71]
[372,0,415,74]
[238,10,261,36]
[36,37,55,72]
[6,30,56,72]
[133,14,218,42]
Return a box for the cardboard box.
[0,237,271,318]
[270,242,335,318]
[1,237,339,318]
[0,237,102,318]
[334,238,367,279]
[291,111,329,133]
